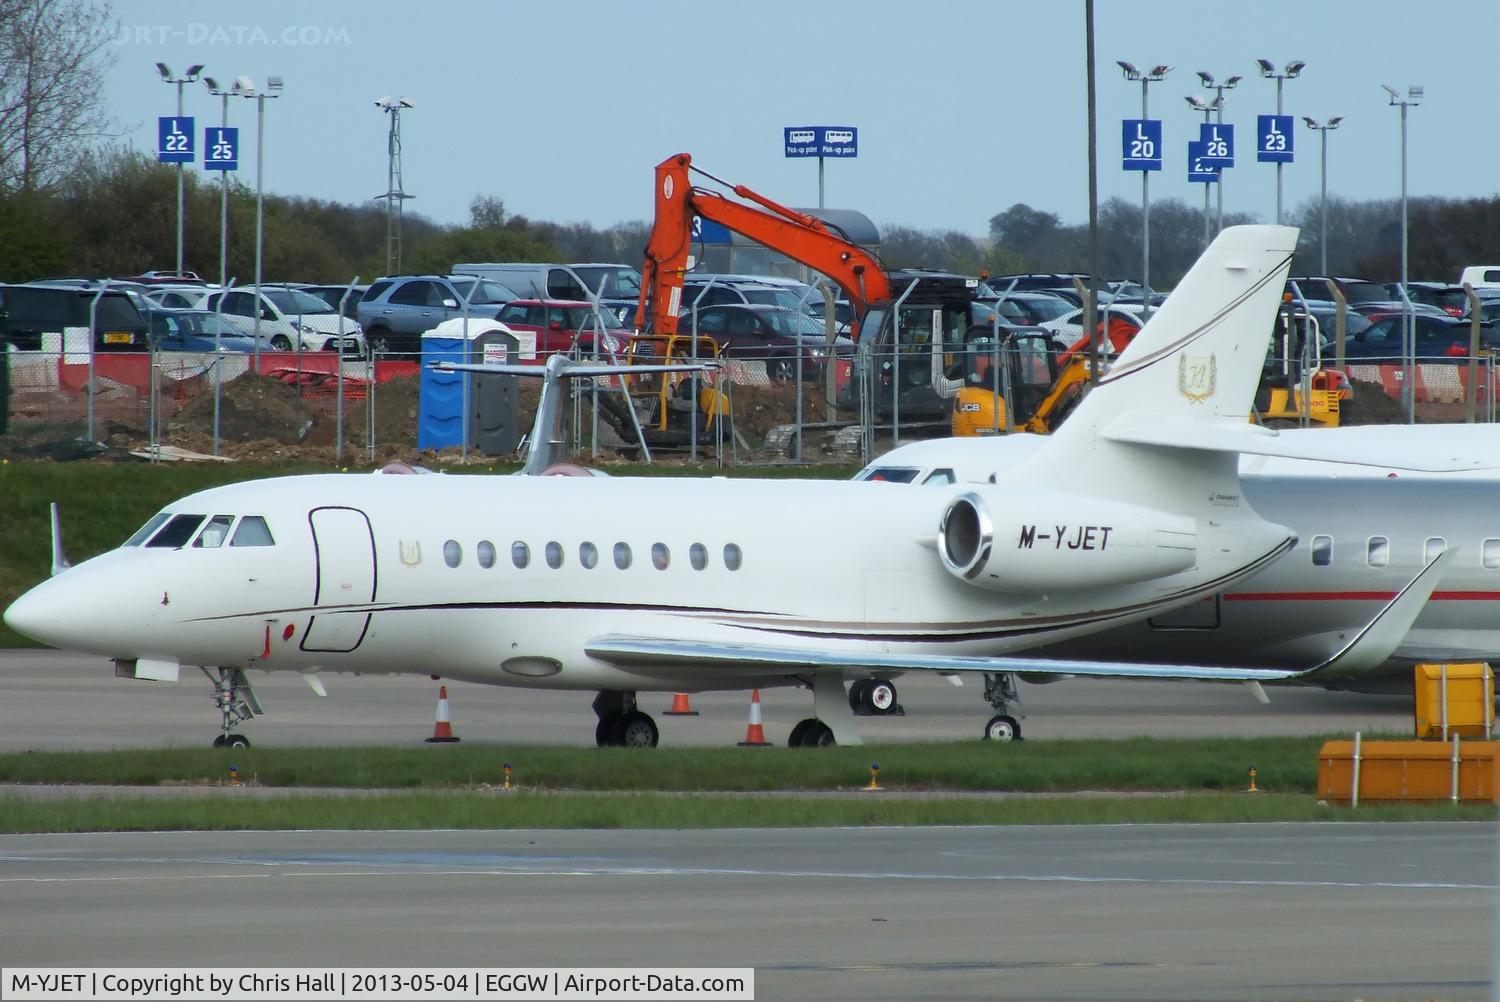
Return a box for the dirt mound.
[168,373,319,445]
[1342,378,1411,426]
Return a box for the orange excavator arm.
[636,153,893,335]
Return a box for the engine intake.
[938,489,1197,592]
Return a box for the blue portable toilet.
[418,318,507,451]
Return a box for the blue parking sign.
[157,116,194,164]
[1121,119,1162,171]
[204,127,238,171]
[1187,140,1218,183]
[1257,114,1294,163]
[1198,123,1234,168]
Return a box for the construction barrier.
[1318,736,1500,804]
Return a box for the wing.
[587,549,1456,685]
[1105,423,1499,473]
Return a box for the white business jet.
[0,227,1457,747]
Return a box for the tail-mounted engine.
[938,490,1197,592]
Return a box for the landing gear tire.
[595,712,621,748]
[610,711,660,748]
[984,715,1021,742]
[213,733,251,749]
[848,679,871,713]
[789,718,835,748]
[866,680,897,714]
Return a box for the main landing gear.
[848,678,903,717]
[982,671,1023,742]
[202,666,262,749]
[593,690,660,748]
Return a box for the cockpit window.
[125,512,171,546]
[230,516,275,547]
[192,515,235,548]
[145,514,207,549]
[859,467,922,484]
[922,469,956,485]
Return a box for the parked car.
[680,276,816,314]
[143,285,211,310]
[690,304,848,380]
[1286,276,1391,310]
[1344,313,1498,361]
[296,284,369,321]
[451,262,591,300]
[0,282,149,351]
[202,286,365,356]
[128,270,205,285]
[492,299,629,358]
[358,275,514,356]
[149,309,261,352]
[1384,282,1469,317]
[980,291,1076,326]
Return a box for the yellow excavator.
[1256,304,1350,428]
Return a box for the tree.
[0,0,118,193]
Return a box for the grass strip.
[1,791,1492,834]
[0,737,1374,794]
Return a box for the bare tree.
[0,0,117,192]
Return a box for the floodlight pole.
[1385,84,1421,423]
[1304,117,1341,275]
[157,65,203,276]
[1256,61,1304,225]
[1119,62,1169,311]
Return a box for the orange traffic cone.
[737,689,771,747]
[424,685,461,743]
[664,692,699,716]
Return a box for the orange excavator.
[636,154,980,433]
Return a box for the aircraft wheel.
[983,715,1021,742]
[847,679,872,713]
[612,711,659,748]
[595,712,622,747]
[866,680,898,714]
[803,721,836,747]
[212,734,225,748]
[787,719,816,748]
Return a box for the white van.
[1459,266,1500,289]
[450,263,590,300]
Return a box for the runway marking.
[0,860,1491,891]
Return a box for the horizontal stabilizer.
[431,361,717,378]
[586,549,1453,685]
[1104,423,1500,472]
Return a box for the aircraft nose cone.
[3,578,71,647]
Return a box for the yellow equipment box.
[1318,739,1500,804]
[1413,662,1494,740]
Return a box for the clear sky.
[101,0,1493,236]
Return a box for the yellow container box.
[1318,739,1500,804]
[1413,662,1494,740]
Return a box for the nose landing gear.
[203,666,261,749]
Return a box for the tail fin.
[1015,225,1296,508]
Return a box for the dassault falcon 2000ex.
[0,226,1473,747]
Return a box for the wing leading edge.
[586,549,1456,684]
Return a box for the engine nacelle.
[938,490,1197,592]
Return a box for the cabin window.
[125,512,171,546]
[689,543,708,570]
[1484,539,1500,570]
[1311,535,1333,567]
[922,468,956,486]
[652,543,670,570]
[613,542,632,569]
[723,543,743,571]
[443,540,462,568]
[146,514,207,549]
[1425,537,1446,564]
[476,540,496,569]
[580,542,598,569]
[1366,536,1389,568]
[192,515,235,549]
[546,541,564,569]
[230,516,275,547]
[511,541,530,569]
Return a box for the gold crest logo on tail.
[1178,354,1217,403]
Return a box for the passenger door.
[386,280,439,335]
[301,507,377,654]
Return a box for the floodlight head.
[1186,95,1207,110]
[399,97,414,108]
[1197,70,1214,87]
[267,76,283,92]
[234,75,255,95]
[1256,58,1275,76]
[1117,60,1140,79]
[203,76,220,92]
[155,62,171,79]
[1409,84,1423,102]
[1327,115,1343,128]
[185,64,204,79]
[1301,115,1318,128]
[1382,83,1399,101]
[1224,75,1242,88]
[375,96,390,108]
[1149,64,1172,79]
[1285,59,1305,77]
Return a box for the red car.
[494,299,628,359]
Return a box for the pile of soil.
[168,372,318,445]
[1342,378,1414,426]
